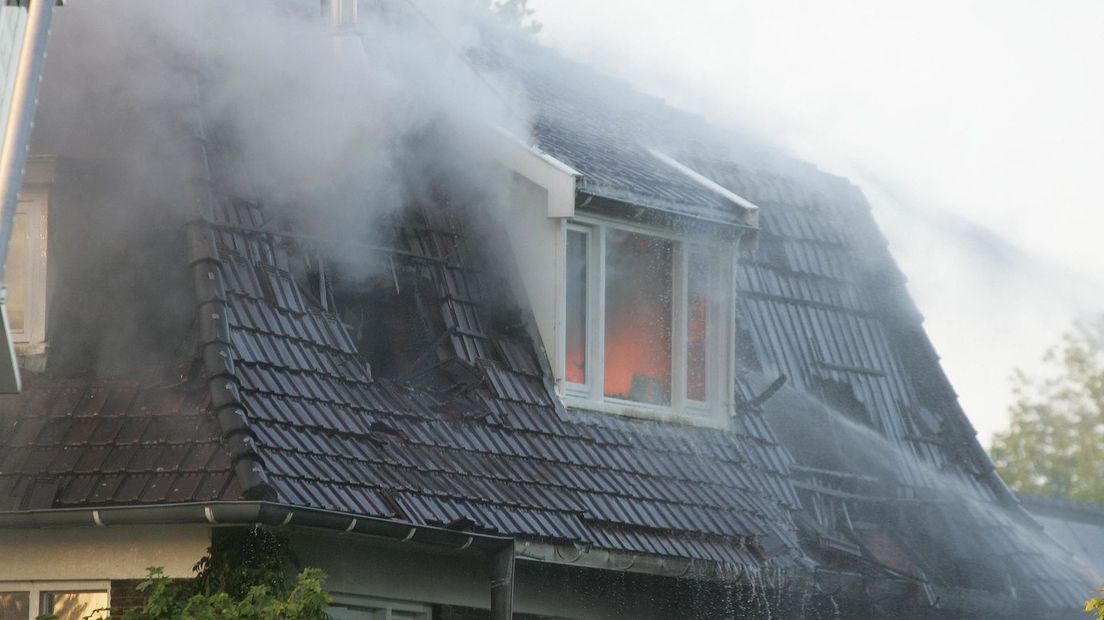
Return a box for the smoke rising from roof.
[30,0,531,376]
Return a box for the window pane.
[565,230,588,384]
[41,591,109,620]
[5,210,26,332]
[605,230,672,405]
[687,251,709,401]
[0,592,28,620]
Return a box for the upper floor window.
[562,217,734,423]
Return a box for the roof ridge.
[185,220,277,501]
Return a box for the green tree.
[1088,588,1104,620]
[990,316,1104,502]
[124,566,329,620]
[37,527,330,620]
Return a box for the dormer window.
[562,217,734,423]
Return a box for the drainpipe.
[490,545,515,620]
[0,0,56,284]
[0,0,57,393]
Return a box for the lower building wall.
[0,524,211,581]
[290,531,680,620]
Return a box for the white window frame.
[0,580,110,619]
[560,215,736,427]
[327,593,432,620]
[6,186,47,352]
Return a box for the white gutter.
[647,148,760,228]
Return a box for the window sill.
[561,393,730,430]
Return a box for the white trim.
[647,148,760,220]
[558,214,736,425]
[489,127,579,218]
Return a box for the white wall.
[502,172,565,386]
[0,524,210,580]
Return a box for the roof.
[184,193,805,569]
[482,43,758,228]
[0,373,241,510]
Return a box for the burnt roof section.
[189,191,807,569]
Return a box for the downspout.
[489,545,515,620]
[0,0,57,393]
[0,0,56,283]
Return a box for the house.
[0,1,1093,619]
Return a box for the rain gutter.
[0,501,511,552]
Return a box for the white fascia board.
[647,148,760,227]
[490,127,579,218]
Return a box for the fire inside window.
[563,219,733,421]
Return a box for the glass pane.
[41,591,109,620]
[5,210,27,332]
[604,229,672,405]
[565,230,588,384]
[687,251,709,401]
[0,592,29,620]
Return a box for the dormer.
[494,133,759,426]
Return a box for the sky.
[526,0,1104,444]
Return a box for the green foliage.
[36,527,329,620]
[472,0,542,34]
[1087,588,1104,620]
[113,566,330,620]
[191,527,300,598]
[990,316,1104,502]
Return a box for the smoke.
[749,367,1100,600]
[31,0,531,376]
